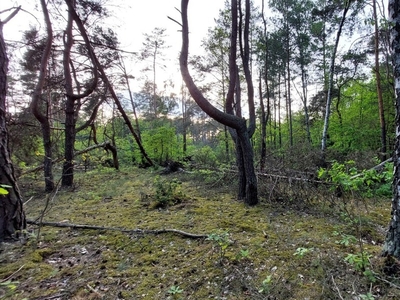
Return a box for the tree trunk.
[30,0,55,192]
[62,0,108,187]
[64,0,153,168]
[259,74,267,172]
[180,0,258,205]
[0,7,26,241]
[373,0,387,161]
[321,1,351,158]
[383,0,400,259]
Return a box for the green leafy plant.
[293,247,313,257]
[318,160,392,198]
[236,248,250,260]
[258,275,272,294]
[167,285,183,298]
[333,231,357,247]
[344,252,375,282]
[206,231,231,261]
[0,280,20,298]
[153,176,183,207]
[360,292,375,300]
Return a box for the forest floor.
[0,166,400,300]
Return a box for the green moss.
[31,248,53,262]
[3,166,397,299]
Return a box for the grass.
[0,166,399,299]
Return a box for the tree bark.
[0,6,26,241]
[373,0,387,161]
[64,0,153,168]
[321,0,352,158]
[180,0,258,205]
[62,0,99,187]
[30,0,54,192]
[383,0,400,259]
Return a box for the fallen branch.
[350,157,393,180]
[21,141,113,175]
[26,219,207,239]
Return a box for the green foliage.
[153,176,183,207]
[293,247,313,257]
[167,285,183,296]
[333,231,357,247]
[344,252,375,282]
[192,146,218,167]
[327,79,394,154]
[0,184,11,195]
[258,275,272,294]
[142,126,179,163]
[360,292,375,300]
[318,160,392,198]
[206,231,231,261]
[0,280,21,298]
[236,249,250,260]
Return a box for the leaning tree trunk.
[63,1,153,167]
[180,0,258,205]
[31,0,54,192]
[383,0,400,259]
[0,7,26,241]
[321,0,351,160]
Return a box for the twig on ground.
[0,265,24,282]
[86,284,104,298]
[375,274,400,290]
[26,220,208,239]
[331,275,344,300]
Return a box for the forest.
[1,0,400,299]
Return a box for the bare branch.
[27,220,208,239]
[0,6,21,25]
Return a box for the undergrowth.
[0,166,398,299]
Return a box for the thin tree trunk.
[0,6,26,241]
[30,0,54,192]
[321,0,352,158]
[373,0,387,161]
[62,0,99,187]
[259,73,267,171]
[260,0,270,171]
[118,55,141,141]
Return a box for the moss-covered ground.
[0,166,399,299]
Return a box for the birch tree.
[383,0,400,259]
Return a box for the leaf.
[0,187,9,195]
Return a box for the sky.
[0,0,231,94]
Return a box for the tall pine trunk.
[373,0,387,161]
[0,7,26,241]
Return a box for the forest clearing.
[2,0,400,299]
[0,163,398,300]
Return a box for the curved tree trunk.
[0,6,26,241]
[180,0,258,205]
[65,0,153,168]
[31,0,54,192]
